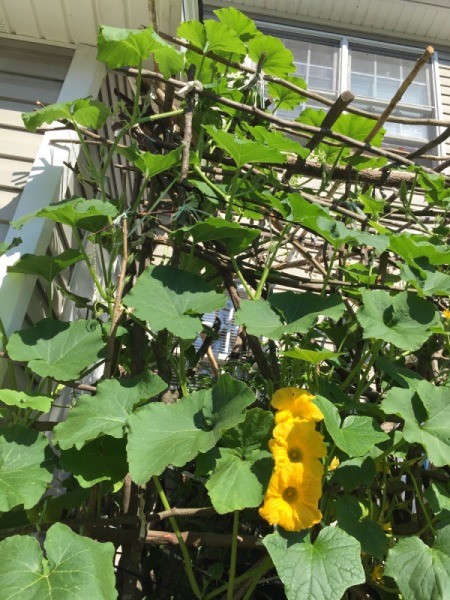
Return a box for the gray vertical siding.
[0,39,72,244]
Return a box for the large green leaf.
[54,372,166,450]
[281,348,341,365]
[425,483,450,521]
[127,374,254,484]
[357,289,439,351]
[268,75,307,110]
[381,381,450,467]
[314,395,388,457]
[0,390,52,412]
[244,125,309,158]
[100,23,185,77]
[400,259,450,297]
[60,437,128,488]
[248,34,295,76]
[117,147,181,178]
[0,523,117,599]
[180,216,260,255]
[177,19,246,55]
[263,527,365,600]
[123,265,227,339]
[198,408,274,513]
[97,25,160,69]
[335,495,388,558]
[204,126,285,169]
[214,7,259,42]
[235,292,344,341]
[23,98,110,132]
[7,318,104,381]
[333,113,385,146]
[7,249,83,282]
[389,233,450,266]
[385,525,450,600]
[0,426,53,511]
[12,197,118,233]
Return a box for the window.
[274,29,439,155]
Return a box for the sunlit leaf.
[204,125,285,168]
[0,426,53,511]
[268,75,307,110]
[198,408,274,513]
[12,197,118,233]
[281,348,341,365]
[248,34,295,76]
[7,249,83,282]
[214,7,259,42]
[382,380,450,467]
[123,265,227,338]
[23,98,110,132]
[263,527,365,600]
[0,523,117,599]
[315,395,388,457]
[385,525,450,600]
[0,390,51,412]
[54,372,166,450]
[127,375,254,484]
[357,289,440,351]
[7,318,104,381]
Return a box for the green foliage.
[315,395,388,457]
[357,289,439,351]
[263,527,365,600]
[8,249,83,282]
[382,381,450,466]
[198,408,274,513]
[0,426,53,511]
[22,98,110,132]
[127,375,254,484]
[123,264,227,338]
[385,526,450,600]
[0,523,117,599]
[2,10,449,599]
[7,319,104,381]
[54,373,166,450]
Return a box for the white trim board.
[0,45,105,376]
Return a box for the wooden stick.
[365,46,434,145]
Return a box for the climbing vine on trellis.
[1,8,450,599]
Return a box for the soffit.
[205,0,450,51]
[0,0,149,46]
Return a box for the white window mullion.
[340,36,349,95]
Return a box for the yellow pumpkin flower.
[259,463,322,532]
[271,420,326,469]
[443,308,450,320]
[328,456,340,471]
[271,387,324,424]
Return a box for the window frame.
[256,19,445,157]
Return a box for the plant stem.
[254,225,290,300]
[241,555,273,600]
[227,510,239,600]
[230,256,254,299]
[0,317,16,389]
[152,476,202,599]
[406,467,435,536]
[72,229,108,301]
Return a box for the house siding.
[0,38,73,244]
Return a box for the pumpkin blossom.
[442,308,450,320]
[271,387,323,424]
[259,462,323,531]
[271,420,326,468]
[328,456,340,471]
